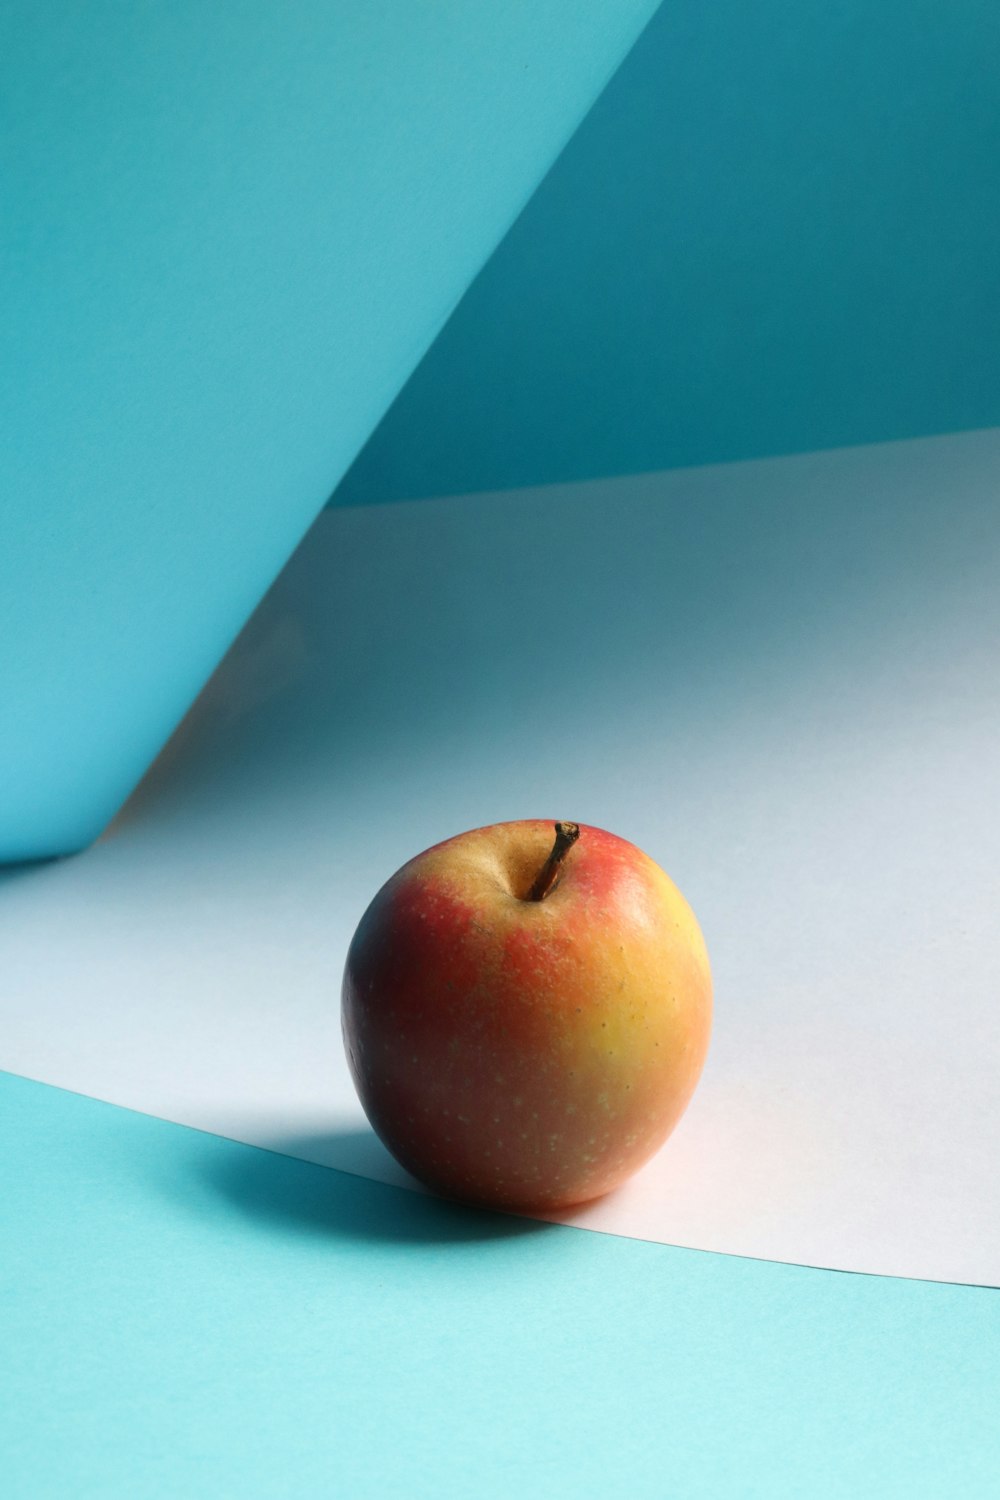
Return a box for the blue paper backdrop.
[0,0,657,862]
[5,1071,1000,1497]
[337,0,1000,504]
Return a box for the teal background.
[3,1070,999,1498]
[7,0,1000,860]
[0,0,656,863]
[338,0,1000,504]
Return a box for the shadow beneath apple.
[251,1124,421,1185]
[196,1125,558,1247]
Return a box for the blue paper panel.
[0,0,658,863]
[338,0,1000,504]
[3,1070,999,1498]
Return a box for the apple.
[341,820,712,1212]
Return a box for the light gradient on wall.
[337,0,1000,504]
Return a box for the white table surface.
[3,428,999,1283]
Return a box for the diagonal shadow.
[191,1125,558,1247]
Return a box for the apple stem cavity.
[526,822,580,902]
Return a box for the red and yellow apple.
[341,819,712,1212]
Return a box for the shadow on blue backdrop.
[5,1069,1000,1498]
[185,1127,554,1247]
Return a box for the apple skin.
[341,820,712,1212]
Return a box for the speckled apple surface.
[2,430,1000,1283]
[343,820,712,1210]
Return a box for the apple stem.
[526,822,580,901]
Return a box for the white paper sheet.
[3,429,999,1283]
